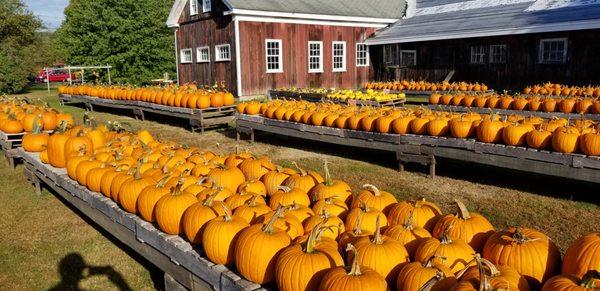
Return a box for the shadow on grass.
[46,189,165,290]
[232,129,599,204]
[48,253,133,291]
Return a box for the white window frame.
[470,45,487,64]
[489,44,507,64]
[538,38,567,64]
[180,48,193,64]
[400,49,417,67]
[332,41,346,72]
[356,43,369,67]
[265,39,283,73]
[196,46,210,63]
[202,0,211,13]
[308,41,323,73]
[215,44,231,62]
[190,0,199,15]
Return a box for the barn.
[166,0,406,97]
[366,0,600,90]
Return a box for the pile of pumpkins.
[430,92,600,114]
[237,100,600,156]
[21,119,599,290]
[0,97,73,135]
[364,80,489,92]
[58,83,235,109]
[524,83,600,98]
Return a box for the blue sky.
[23,0,69,31]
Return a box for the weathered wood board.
[428,104,600,121]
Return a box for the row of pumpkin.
[430,92,600,115]
[524,83,600,97]
[237,100,600,156]
[19,120,599,290]
[57,83,235,109]
[0,98,74,134]
[364,80,490,92]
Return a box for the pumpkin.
[384,210,432,259]
[201,204,249,266]
[427,117,450,137]
[136,175,173,222]
[562,233,600,278]
[450,117,474,138]
[482,227,561,287]
[351,216,410,285]
[275,223,344,291]
[345,203,388,233]
[303,209,344,240]
[351,184,397,214]
[396,255,457,291]
[502,122,534,146]
[339,212,373,253]
[75,157,102,186]
[387,198,442,231]
[391,115,415,134]
[269,185,310,209]
[308,161,351,203]
[541,271,600,291]
[206,164,246,193]
[453,254,530,291]
[234,207,292,284]
[312,197,349,220]
[552,126,580,153]
[477,115,505,143]
[155,180,198,235]
[117,166,155,213]
[257,205,304,240]
[99,165,128,198]
[318,244,388,291]
[232,195,271,224]
[182,189,227,243]
[527,126,553,149]
[414,226,476,274]
[47,122,71,168]
[236,179,267,197]
[431,200,494,252]
[239,157,275,181]
[262,166,296,196]
[580,130,600,156]
[22,119,49,152]
[196,184,233,201]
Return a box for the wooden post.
[429,155,436,179]
[68,67,72,85]
[45,68,50,92]
[107,65,112,85]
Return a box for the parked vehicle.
[36,69,76,83]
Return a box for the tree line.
[0,0,175,93]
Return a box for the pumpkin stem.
[305,221,324,254]
[440,225,453,244]
[31,115,43,134]
[479,257,501,277]
[221,204,233,222]
[291,161,307,176]
[171,178,185,196]
[418,271,444,291]
[580,270,600,288]
[352,211,364,234]
[156,173,172,187]
[345,243,362,276]
[202,185,222,206]
[371,215,384,245]
[323,160,334,186]
[454,199,471,220]
[362,184,381,197]
[246,195,260,207]
[512,227,534,244]
[262,205,285,234]
[404,210,415,231]
[277,185,292,193]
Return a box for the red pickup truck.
[36,69,76,83]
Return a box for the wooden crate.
[18,148,265,291]
[0,131,26,169]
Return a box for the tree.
[0,0,43,93]
[56,0,176,85]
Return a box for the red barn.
[166,0,405,97]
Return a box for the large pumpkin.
[318,244,388,291]
[431,200,494,252]
[414,226,476,274]
[396,255,457,291]
[452,254,530,291]
[154,181,198,235]
[541,271,600,291]
[308,161,351,203]
[482,227,561,287]
[384,211,432,259]
[351,184,398,214]
[562,233,600,278]
[201,204,249,266]
[387,198,442,231]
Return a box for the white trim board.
[235,15,389,28]
[226,9,398,24]
[365,19,600,45]
[234,17,243,96]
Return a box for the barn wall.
[371,29,600,91]
[238,21,376,96]
[176,0,237,94]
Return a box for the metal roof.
[367,0,600,45]
[167,0,406,27]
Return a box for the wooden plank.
[429,105,600,121]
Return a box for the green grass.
[1,89,599,290]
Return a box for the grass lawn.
[1,86,599,290]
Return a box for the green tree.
[56,0,176,85]
[0,0,43,93]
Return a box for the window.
[539,38,567,64]
[400,50,416,67]
[308,41,323,73]
[215,44,231,62]
[489,44,507,64]
[196,46,210,63]
[190,0,199,15]
[180,49,192,64]
[470,46,487,64]
[202,0,211,13]
[332,41,346,72]
[265,39,283,73]
[384,44,399,67]
[356,43,369,67]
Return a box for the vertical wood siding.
[238,21,376,96]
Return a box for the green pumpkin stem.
[31,116,43,134]
[221,204,233,222]
[262,205,285,234]
[203,185,222,206]
[580,270,600,288]
[291,161,307,176]
[156,174,172,187]
[352,211,364,235]
[419,271,444,291]
[362,184,381,197]
[372,215,384,245]
[454,199,471,220]
[404,210,415,230]
[323,160,333,186]
[171,177,185,196]
[305,221,324,254]
[345,243,362,276]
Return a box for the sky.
[23,0,70,31]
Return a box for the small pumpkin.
[318,244,388,291]
[201,204,249,266]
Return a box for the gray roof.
[226,0,406,19]
[167,0,406,27]
[367,0,600,45]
